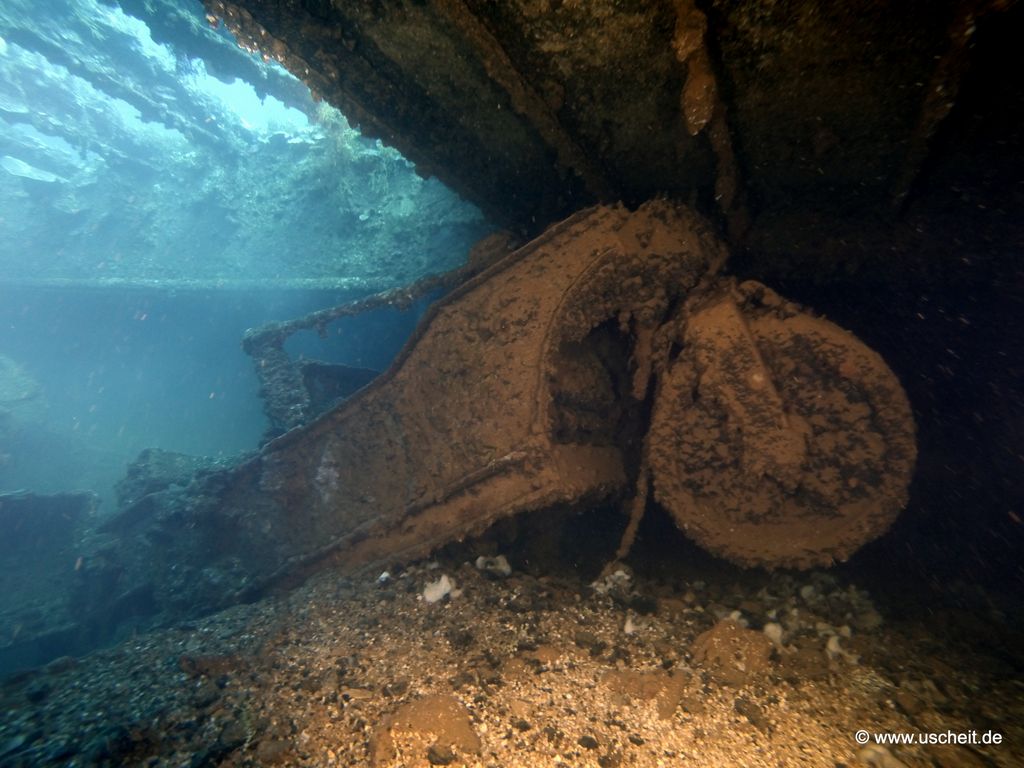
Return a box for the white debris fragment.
[377,571,391,585]
[623,614,637,635]
[763,621,785,648]
[475,554,512,578]
[423,574,455,604]
[825,634,859,664]
[825,634,842,657]
[591,567,632,595]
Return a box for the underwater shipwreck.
[73,199,919,626]
[0,0,1022,766]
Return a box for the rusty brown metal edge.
[248,204,622,462]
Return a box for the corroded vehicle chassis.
[141,203,915,609]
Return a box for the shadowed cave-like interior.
[196,0,1023,595]
[0,1,1022,766]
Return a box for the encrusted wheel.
[649,281,916,569]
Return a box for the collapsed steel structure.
[103,202,915,617]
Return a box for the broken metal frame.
[241,233,514,436]
[103,202,916,621]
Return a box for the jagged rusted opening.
[550,322,625,446]
[549,318,655,483]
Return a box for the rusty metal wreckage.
[137,202,917,615]
[104,0,956,613]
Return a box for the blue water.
[0,287,429,511]
[0,0,479,675]
[0,0,487,513]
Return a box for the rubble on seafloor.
[0,547,1020,768]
